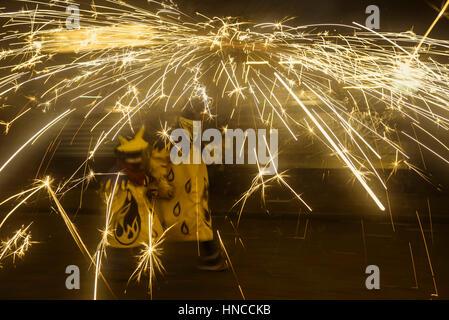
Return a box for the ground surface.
[0,208,448,300]
[0,165,448,300]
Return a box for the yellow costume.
[148,117,213,242]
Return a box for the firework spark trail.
[128,222,177,299]
[416,210,439,297]
[276,73,386,210]
[0,1,447,200]
[217,230,245,299]
[0,109,74,174]
[0,182,47,230]
[413,0,449,55]
[5,177,118,292]
[93,171,121,300]
[0,107,31,134]
[0,177,111,293]
[0,222,35,267]
[43,177,116,297]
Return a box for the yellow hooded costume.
[102,127,164,248]
[148,117,213,242]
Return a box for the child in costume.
[101,127,164,248]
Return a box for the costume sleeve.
[147,143,174,199]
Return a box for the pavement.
[0,164,448,300]
[0,206,448,300]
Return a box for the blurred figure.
[100,99,227,282]
[147,98,228,271]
